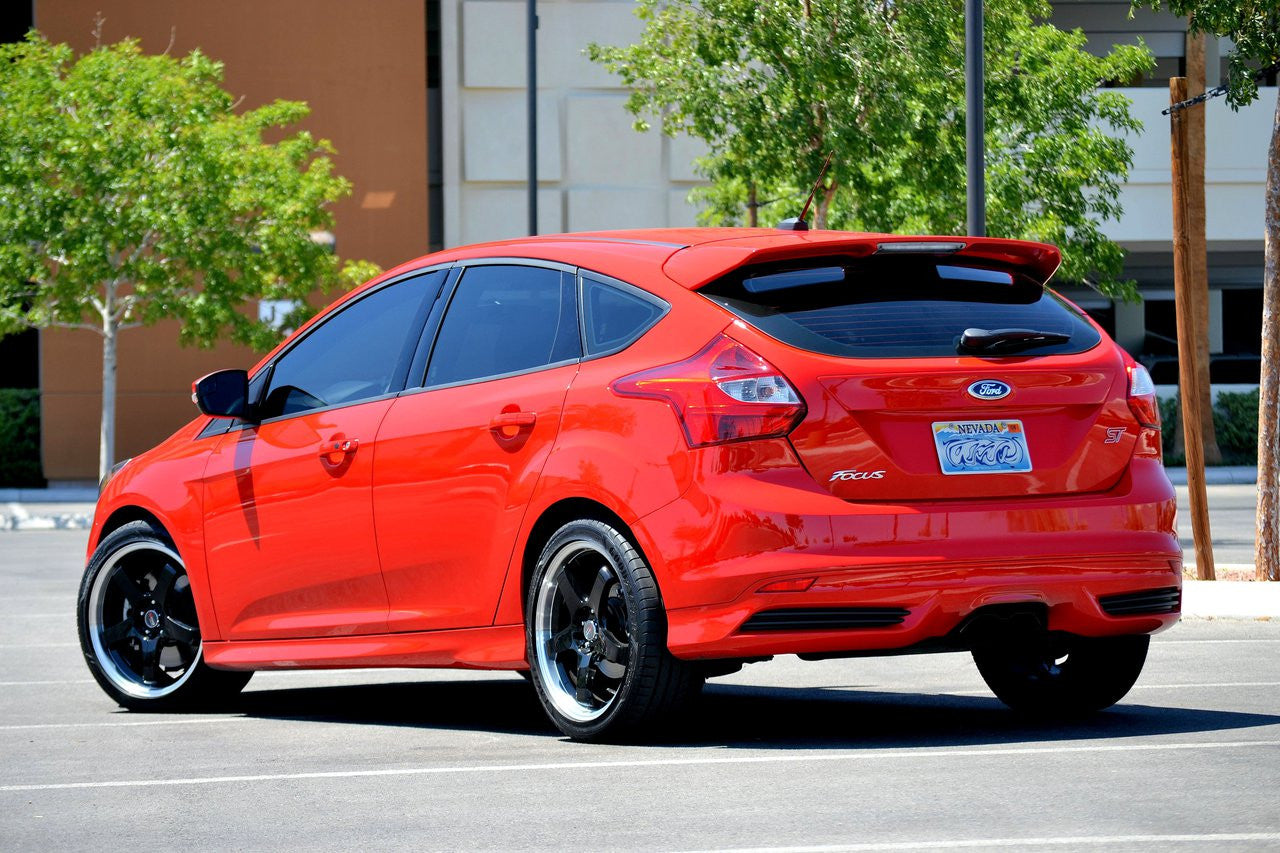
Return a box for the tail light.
[1127,363,1160,428]
[611,334,806,448]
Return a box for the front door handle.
[489,411,536,430]
[318,437,360,458]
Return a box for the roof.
[383,228,1063,291]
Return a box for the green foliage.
[1159,388,1259,464]
[590,0,1153,300]
[1214,388,1260,455]
[0,389,44,488]
[1135,1,1280,109]
[0,34,379,351]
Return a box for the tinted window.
[700,258,1101,359]
[425,265,579,386]
[258,275,435,419]
[583,277,665,355]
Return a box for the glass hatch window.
[699,257,1100,359]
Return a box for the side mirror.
[192,369,252,420]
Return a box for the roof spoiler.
[663,235,1062,290]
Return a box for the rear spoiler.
[662,233,1062,290]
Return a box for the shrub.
[0,388,44,487]
[1213,389,1260,457]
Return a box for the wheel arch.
[519,498,638,611]
[95,505,171,550]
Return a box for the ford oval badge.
[967,379,1011,401]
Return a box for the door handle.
[489,411,536,430]
[318,437,360,458]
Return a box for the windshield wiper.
[957,327,1071,354]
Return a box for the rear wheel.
[972,633,1149,715]
[526,519,702,741]
[77,520,251,711]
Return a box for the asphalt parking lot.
[3,530,1279,851]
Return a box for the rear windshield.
[699,257,1101,359]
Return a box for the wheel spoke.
[101,619,135,648]
[110,571,148,608]
[140,637,163,685]
[555,572,585,613]
[599,632,629,667]
[587,566,612,613]
[163,615,198,645]
[550,625,576,654]
[152,563,180,609]
[574,655,595,705]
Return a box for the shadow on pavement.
[218,675,1280,749]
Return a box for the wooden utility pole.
[1186,33,1223,465]
[1170,76,1216,581]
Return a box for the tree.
[589,0,1154,299]
[0,34,379,483]
[1136,1,1279,581]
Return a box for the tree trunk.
[1186,34,1223,466]
[99,320,117,486]
[1258,88,1280,582]
[748,184,758,227]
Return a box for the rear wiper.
[957,327,1071,354]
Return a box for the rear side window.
[583,275,666,356]
[699,257,1101,359]
[425,265,579,386]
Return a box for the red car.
[79,228,1180,741]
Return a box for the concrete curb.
[1164,466,1258,485]
[1181,579,1280,620]
[0,487,98,502]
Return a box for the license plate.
[931,420,1032,475]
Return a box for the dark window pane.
[258,275,434,419]
[426,266,579,386]
[584,278,664,355]
[700,257,1101,359]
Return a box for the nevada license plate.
[931,420,1033,475]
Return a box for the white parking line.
[2,738,1277,793]
[0,716,257,732]
[0,679,92,686]
[686,833,1280,852]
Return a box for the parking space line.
[1155,639,1280,644]
[686,832,1280,851]
[0,679,92,686]
[0,716,256,732]
[944,680,1280,696]
[2,738,1277,793]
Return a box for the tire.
[972,633,1150,716]
[77,520,252,711]
[526,519,703,741]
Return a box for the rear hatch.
[697,248,1138,501]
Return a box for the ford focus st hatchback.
[80,228,1180,741]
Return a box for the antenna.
[777,150,834,232]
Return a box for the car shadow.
[219,674,1280,749]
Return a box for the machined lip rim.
[86,540,202,699]
[533,538,632,724]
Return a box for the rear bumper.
[632,449,1180,659]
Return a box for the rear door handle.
[489,411,536,430]
[318,438,360,458]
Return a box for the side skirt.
[203,624,527,671]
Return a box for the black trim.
[1098,586,1181,616]
[740,607,911,632]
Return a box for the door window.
[425,265,579,387]
[257,273,438,420]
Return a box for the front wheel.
[972,633,1150,716]
[77,520,251,711]
[526,519,702,741]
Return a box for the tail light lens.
[611,334,806,448]
[1127,363,1160,428]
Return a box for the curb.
[1163,466,1257,485]
[1182,579,1280,620]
